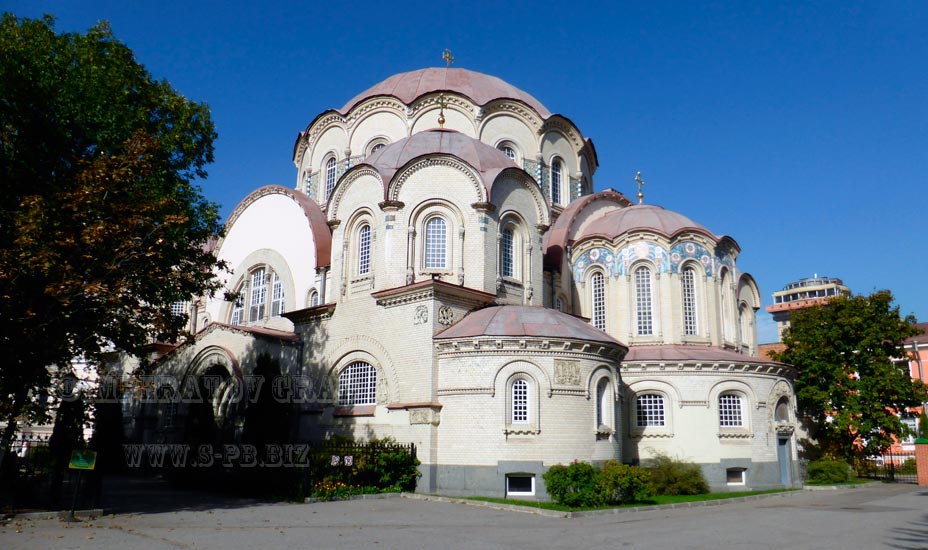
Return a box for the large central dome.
[340,68,551,118]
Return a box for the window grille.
[170,301,188,318]
[338,362,376,406]
[501,227,514,278]
[719,394,744,427]
[635,266,653,335]
[511,379,529,423]
[325,157,337,200]
[591,272,605,330]
[310,290,320,307]
[424,217,447,269]
[358,224,371,275]
[231,292,244,326]
[500,145,516,160]
[682,268,698,336]
[551,158,563,205]
[636,394,665,427]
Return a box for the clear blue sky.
[7,0,927,342]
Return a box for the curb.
[304,492,404,504]
[3,508,104,521]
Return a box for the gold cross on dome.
[635,171,645,204]
[442,48,454,67]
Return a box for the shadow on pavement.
[97,474,273,515]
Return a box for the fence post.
[915,437,928,486]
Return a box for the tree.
[771,291,927,461]
[0,14,224,465]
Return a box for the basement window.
[506,474,535,497]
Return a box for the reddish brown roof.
[624,345,783,365]
[436,305,626,349]
[904,322,928,345]
[362,129,517,199]
[577,204,718,242]
[543,189,632,269]
[340,68,551,118]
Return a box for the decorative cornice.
[480,100,542,128]
[471,201,496,212]
[386,401,443,410]
[435,338,624,360]
[539,117,582,148]
[329,166,381,220]
[718,431,754,439]
[371,279,495,310]
[283,303,336,324]
[436,386,494,396]
[621,361,794,378]
[378,199,405,211]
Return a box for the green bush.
[544,460,654,507]
[598,461,653,504]
[806,458,850,484]
[645,454,709,496]
[543,461,603,507]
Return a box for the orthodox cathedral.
[137,65,798,498]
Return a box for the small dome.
[436,305,627,349]
[577,204,718,242]
[363,129,517,192]
[340,68,551,118]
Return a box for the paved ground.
[1,480,926,549]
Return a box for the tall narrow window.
[338,361,377,406]
[501,227,515,278]
[555,296,564,312]
[231,292,244,326]
[271,273,285,317]
[636,394,665,427]
[596,379,610,427]
[635,266,653,335]
[682,267,698,336]
[424,216,447,269]
[512,379,529,423]
[551,158,564,205]
[591,272,605,331]
[249,268,267,322]
[719,394,744,427]
[358,224,371,275]
[324,157,337,200]
[309,290,320,307]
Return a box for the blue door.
[777,437,792,486]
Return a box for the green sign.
[68,450,97,470]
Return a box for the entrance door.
[777,437,792,486]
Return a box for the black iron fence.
[858,449,918,484]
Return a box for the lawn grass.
[467,487,796,512]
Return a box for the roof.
[435,305,626,348]
[543,189,632,269]
[904,322,928,345]
[362,129,518,197]
[577,204,718,242]
[340,68,551,118]
[624,345,783,365]
[224,185,332,268]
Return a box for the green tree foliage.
[771,291,927,461]
[0,14,223,459]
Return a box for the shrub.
[806,458,850,484]
[646,454,709,495]
[543,461,603,507]
[598,461,653,504]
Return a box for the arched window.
[551,158,564,205]
[591,272,605,331]
[555,296,565,312]
[309,290,320,307]
[358,224,371,275]
[719,393,744,427]
[424,216,448,269]
[682,267,698,336]
[636,393,665,427]
[501,226,515,278]
[498,142,518,162]
[324,157,337,200]
[369,142,386,155]
[596,379,610,428]
[271,272,285,317]
[775,397,790,423]
[249,268,267,322]
[511,379,529,423]
[231,292,244,326]
[634,266,653,335]
[338,361,377,406]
